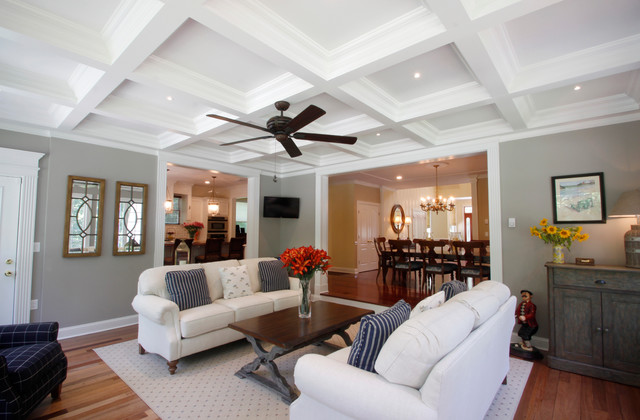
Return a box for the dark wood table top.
[228,301,373,349]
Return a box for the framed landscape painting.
[551,172,606,224]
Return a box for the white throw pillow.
[374,302,475,389]
[219,265,253,299]
[410,291,445,318]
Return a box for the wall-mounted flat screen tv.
[263,196,300,218]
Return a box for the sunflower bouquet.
[530,218,589,250]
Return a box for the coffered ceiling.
[1,0,639,179]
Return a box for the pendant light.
[208,176,220,216]
[164,169,173,214]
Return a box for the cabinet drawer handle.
[594,279,607,285]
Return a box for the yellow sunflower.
[559,229,571,239]
[547,225,558,234]
[540,218,548,226]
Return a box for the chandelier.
[207,176,220,216]
[420,164,455,214]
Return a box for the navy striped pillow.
[347,299,411,372]
[259,260,290,292]
[165,268,212,311]
[440,280,468,301]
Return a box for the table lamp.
[608,188,640,268]
[404,216,412,240]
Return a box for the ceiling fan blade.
[207,114,271,134]
[285,105,326,134]
[219,135,274,146]
[278,137,302,158]
[293,132,357,144]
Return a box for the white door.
[0,176,21,324]
[356,202,379,272]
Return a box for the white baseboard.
[329,267,357,274]
[511,332,549,351]
[58,314,138,340]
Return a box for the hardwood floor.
[28,269,639,419]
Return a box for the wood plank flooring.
[28,269,639,419]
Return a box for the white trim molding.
[0,147,44,323]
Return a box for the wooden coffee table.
[228,301,373,403]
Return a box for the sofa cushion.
[240,257,279,293]
[214,294,274,321]
[472,280,511,305]
[219,265,253,299]
[165,268,212,311]
[440,280,467,301]
[179,303,235,338]
[448,289,500,329]
[347,300,411,372]
[410,291,445,318]
[202,259,240,301]
[374,301,475,389]
[259,260,290,292]
[139,264,205,299]
[256,290,301,311]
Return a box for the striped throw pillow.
[347,299,411,372]
[165,268,212,311]
[259,260,290,292]
[440,280,468,301]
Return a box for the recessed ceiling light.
[376,132,381,136]
[573,85,581,91]
[166,95,173,101]
[204,180,210,184]
[414,72,421,79]
[396,175,403,180]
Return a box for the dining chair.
[452,240,490,286]
[163,239,181,265]
[374,237,393,283]
[414,239,458,294]
[388,239,422,286]
[227,237,245,259]
[194,238,224,263]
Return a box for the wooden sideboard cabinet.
[546,263,640,386]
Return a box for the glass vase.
[298,278,312,318]
[552,245,565,263]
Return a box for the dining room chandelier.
[207,176,220,216]
[420,164,455,214]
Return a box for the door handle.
[4,271,13,277]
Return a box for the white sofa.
[290,281,516,420]
[131,257,301,374]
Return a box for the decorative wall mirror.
[63,176,105,257]
[390,204,405,237]
[113,181,147,256]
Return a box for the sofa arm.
[132,294,179,325]
[293,354,432,419]
[0,322,59,348]
[288,276,300,290]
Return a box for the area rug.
[95,339,532,420]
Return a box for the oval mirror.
[390,204,405,235]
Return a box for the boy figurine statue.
[510,289,543,359]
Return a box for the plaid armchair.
[0,322,67,419]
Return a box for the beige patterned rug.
[95,336,532,420]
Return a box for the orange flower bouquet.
[183,221,204,238]
[280,246,331,317]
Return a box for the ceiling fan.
[207,101,357,158]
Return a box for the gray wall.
[500,120,640,340]
[258,173,316,257]
[1,131,157,327]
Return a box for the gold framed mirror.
[63,175,105,257]
[390,204,405,236]
[113,181,147,256]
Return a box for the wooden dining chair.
[388,239,422,286]
[374,237,393,283]
[227,237,245,259]
[163,239,181,265]
[452,240,490,286]
[414,239,458,294]
[195,238,224,263]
